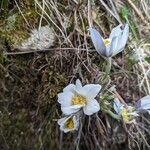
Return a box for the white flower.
[89,23,129,57]
[58,79,101,116]
[136,95,150,114]
[114,98,138,124]
[57,115,79,133]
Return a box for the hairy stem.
[102,57,112,82]
[104,110,120,120]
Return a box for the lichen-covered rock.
[18,25,55,50]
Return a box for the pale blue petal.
[89,27,106,56]
[136,95,150,111]
[109,24,122,40]
[105,36,120,57]
[113,98,123,114]
[117,23,129,53]
[111,36,122,56]
[105,44,112,57]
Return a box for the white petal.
[63,84,75,92]
[75,79,82,89]
[137,95,150,110]
[58,115,79,133]
[82,84,101,100]
[117,23,129,53]
[57,117,67,126]
[129,111,139,117]
[75,79,84,94]
[89,27,106,56]
[58,92,73,107]
[58,117,72,133]
[73,115,79,130]
[109,24,122,39]
[58,117,73,133]
[83,99,100,115]
[113,98,124,114]
[61,128,72,133]
[61,105,82,115]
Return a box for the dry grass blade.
[99,0,122,24]
[133,42,150,95]
[127,0,145,22]
[34,0,67,41]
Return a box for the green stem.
[102,57,112,81]
[104,110,120,121]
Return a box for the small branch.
[4,48,95,55]
[135,124,150,148]
[88,0,92,27]
[114,90,127,106]
[109,0,121,23]
[14,0,30,27]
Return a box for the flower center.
[72,95,86,105]
[121,108,130,123]
[103,38,111,45]
[65,117,74,129]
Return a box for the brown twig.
[99,0,122,24]
[88,0,92,27]
[4,48,95,55]
[114,90,127,105]
[127,0,145,22]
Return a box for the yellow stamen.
[103,38,111,45]
[121,108,130,123]
[65,117,74,129]
[72,95,86,105]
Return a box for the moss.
[125,57,137,70]
[13,55,30,67]
[0,53,68,149]
[0,1,39,47]
[38,67,67,106]
[0,50,4,64]
[145,56,150,63]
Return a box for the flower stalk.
[102,57,112,82]
[105,109,120,120]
